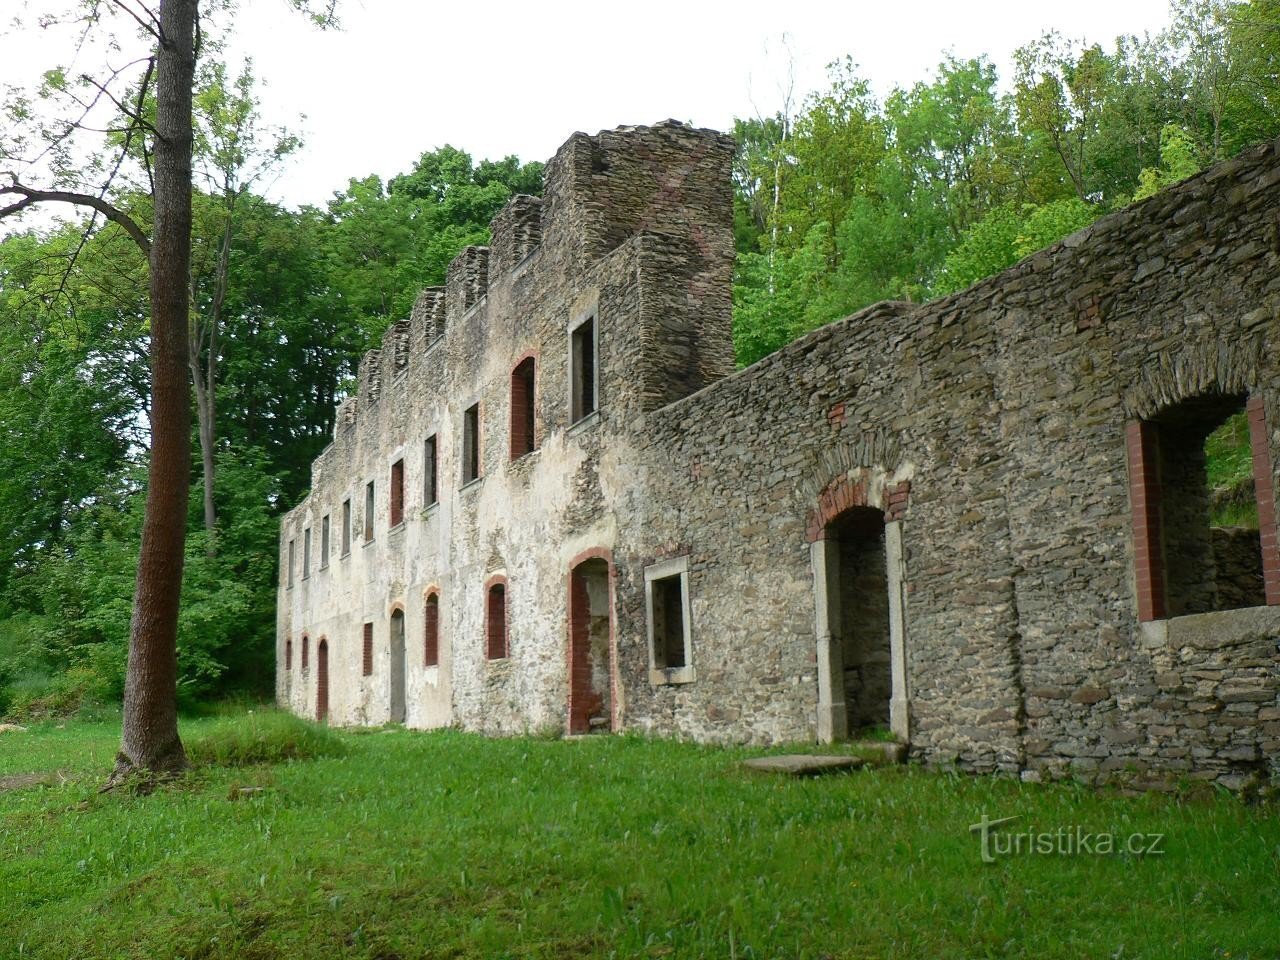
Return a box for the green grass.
[2,711,1278,959]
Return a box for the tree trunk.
[109,0,199,786]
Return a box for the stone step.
[742,754,865,777]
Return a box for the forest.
[1,0,1277,718]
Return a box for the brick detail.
[485,576,508,660]
[1077,294,1102,331]
[362,622,373,676]
[316,639,329,722]
[884,480,911,523]
[510,355,537,460]
[1246,396,1280,605]
[424,591,440,667]
[565,548,615,735]
[390,459,405,527]
[806,475,869,542]
[827,402,847,428]
[1126,419,1166,622]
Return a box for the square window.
[645,556,694,684]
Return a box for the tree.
[0,0,335,784]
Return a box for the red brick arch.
[806,474,911,542]
[566,548,616,734]
[484,574,509,660]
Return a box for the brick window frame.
[485,574,509,660]
[566,547,616,734]
[462,402,482,485]
[390,458,405,528]
[1126,395,1280,622]
[424,588,441,667]
[510,354,538,460]
[1247,396,1280,605]
[362,621,374,676]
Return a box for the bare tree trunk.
[109,0,199,786]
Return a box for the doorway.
[316,639,329,723]
[811,506,909,742]
[389,608,406,723]
[568,556,613,734]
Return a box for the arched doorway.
[316,639,329,723]
[568,555,614,734]
[389,608,406,723]
[811,498,909,743]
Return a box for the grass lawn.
[1,709,1278,959]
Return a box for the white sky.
[0,0,1176,211]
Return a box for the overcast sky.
[1,0,1177,211]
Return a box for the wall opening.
[424,435,438,506]
[362,621,373,676]
[644,556,694,684]
[390,459,405,527]
[510,357,537,459]
[569,557,613,734]
[316,638,329,722]
[341,498,351,556]
[285,638,292,671]
[486,581,508,660]
[1128,392,1279,620]
[828,507,892,732]
[364,480,375,542]
[571,316,597,423]
[389,608,406,723]
[320,514,330,569]
[424,591,440,667]
[302,634,310,672]
[463,403,481,484]
[302,527,311,580]
[287,538,295,588]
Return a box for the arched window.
[424,591,440,667]
[510,356,537,459]
[486,580,508,660]
[301,634,310,671]
[285,638,293,671]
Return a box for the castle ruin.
[278,120,1280,788]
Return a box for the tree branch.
[0,181,150,255]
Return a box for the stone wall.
[279,122,1280,789]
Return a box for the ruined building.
[278,120,1280,788]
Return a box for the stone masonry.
[278,121,1280,789]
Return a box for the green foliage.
[2,714,1278,957]
[186,709,346,767]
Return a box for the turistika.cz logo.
[968,813,1166,863]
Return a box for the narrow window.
[390,458,405,527]
[302,527,312,580]
[341,498,352,556]
[462,403,481,484]
[285,638,292,671]
[424,591,440,667]
[510,357,537,459]
[645,556,694,683]
[364,480,375,542]
[320,515,330,569]
[571,316,597,422]
[486,581,507,660]
[302,635,310,671]
[362,622,374,676]
[424,435,438,506]
[652,576,686,668]
[287,538,295,588]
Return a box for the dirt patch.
[0,770,68,792]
